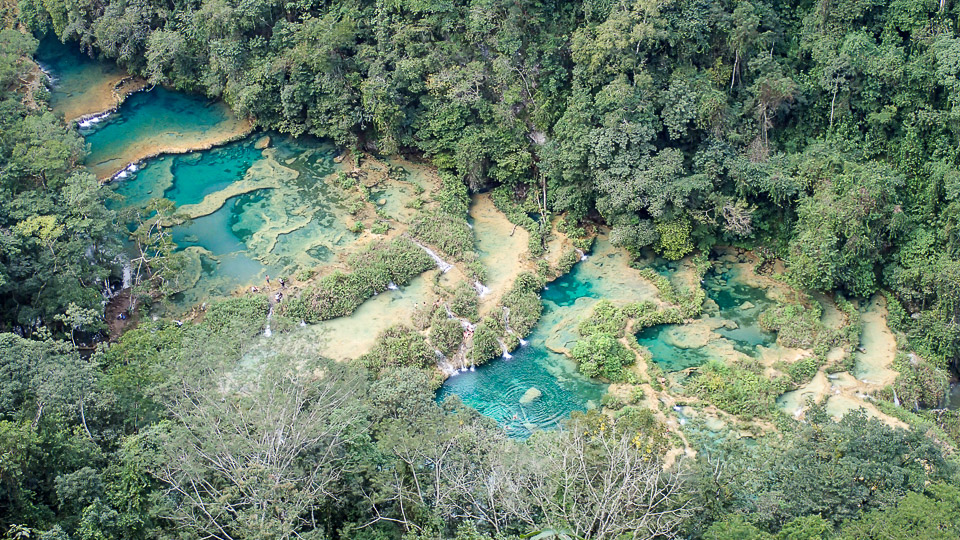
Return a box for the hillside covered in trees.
[16,0,958,364]
[1,0,960,539]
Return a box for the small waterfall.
[499,339,513,359]
[576,248,588,261]
[387,281,399,290]
[113,162,140,180]
[518,337,529,346]
[36,62,55,84]
[263,305,274,337]
[474,281,491,296]
[502,307,512,334]
[436,350,460,376]
[121,262,132,289]
[77,110,112,130]
[892,387,901,407]
[412,240,453,273]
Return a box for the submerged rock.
[740,301,756,310]
[519,387,542,404]
[254,135,271,149]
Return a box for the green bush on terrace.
[281,238,433,322]
[408,170,473,259]
[636,267,705,318]
[409,210,474,259]
[578,300,627,338]
[470,317,504,365]
[759,298,858,358]
[572,332,635,381]
[358,324,435,372]
[501,272,544,337]
[202,296,270,336]
[450,281,480,322]
[429,309,463,356]
[556,248,580,275]
[688,359,791,419]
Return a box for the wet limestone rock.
[662,322,715,349]
[519,387,542,404]
[254,135,271,149]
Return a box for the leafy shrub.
[557,248,580,275]
[601,392,626,410]
[578,300,627,337]
[282,238,433,322]
[464,254,487,282]
[637,268,680,303]
[429,310,464,355]
[688,360,790,418]
[630,304,685,330]
[450,282,479,322]
[359,325,434,371]
[787,355,820,385]
[202,296,270,336]
[893,355,949,409]
[536,259,552,279]
[835,295,861,350]
[409,210,473,259]
[411,304,435,331]
[295,268,316,281]
[654,216,693,261]
[435,171,470,216]
[759,301,831,354]
[371,220,389,234]
[500,272,544,336]
[470,318,503,364]
[572,332,635,381]
[336,171,356,190]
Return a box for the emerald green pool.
[437,268,608,438]
[105,130,355,308]
[437,237,659,437]
[83,87,248,179]
[637,265,777,371]
[35,36,126,122]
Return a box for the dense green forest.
[15,0,959,365]
[1,0,960,538]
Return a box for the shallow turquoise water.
[705,267,776,353]
[638,266,777,371]
[165,146,258,206]
[83,87,241,176]
[35,36,124,118]
[541,262,598,306]
[636,326,714,371]
[107,130,353,308]
[437,270,607,438]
